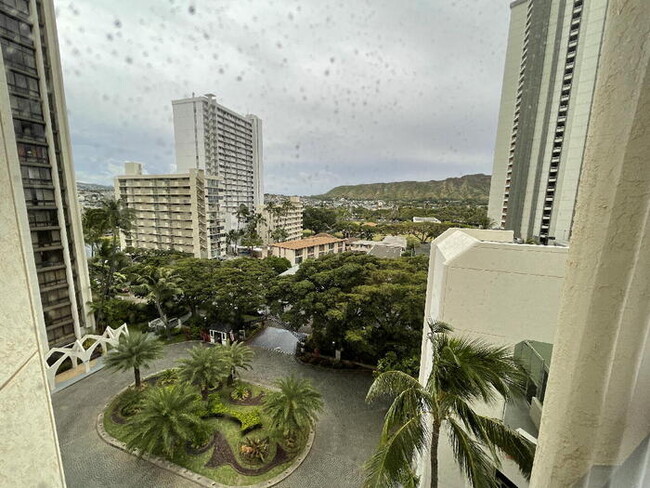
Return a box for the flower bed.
[102,372,310,486]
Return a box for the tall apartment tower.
[172,94,263,257]
[0,0,94,346]
[487,0,608,245]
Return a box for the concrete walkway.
[52,341,385,488]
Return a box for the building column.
[530,0,650,486]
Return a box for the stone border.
[96,375,315,488]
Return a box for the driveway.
[248,326,305,354]
[52,341,385,488]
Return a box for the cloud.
[56,0,511,195]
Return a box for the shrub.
[157,368,179,386]
[231,383,251,401]
[119,387,145,417]
[209,396,262,432]
[240,436,269,463]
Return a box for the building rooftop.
[271,233,344,250]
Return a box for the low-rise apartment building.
[269,233,346,265]
[258,196,303,245]
[115,162,209,257]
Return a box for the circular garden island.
[100,335,323,487]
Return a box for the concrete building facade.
[488,0,609,245]
[0,0,94,347]
[269,234,346,265]
[530,0,650,484]
[258,196,303,246]
[172,94,263,257]
[417,228,568,487]
[115,162,209,258]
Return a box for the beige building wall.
[259,196,303,245]
[116,163,208,258]
[0,78,66,486]
[417,228,568,487]
[530,0,650,485]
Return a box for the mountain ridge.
[315,173,491,201]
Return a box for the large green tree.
[302,206,338,233]
[262,376,323,445]
[104,331,163,387]
[124,384,207,458]
[268,253,427,365]
[364,322,535,488]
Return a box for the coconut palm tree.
[137,267,184,338]
[104,331,163,388]
[214,341,254,385]
[177,346,227,401]
[364,322,535,488]
[123,384,207,458]
[262,376,323,445]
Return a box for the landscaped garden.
[101,333,322,486]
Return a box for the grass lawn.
[103,375,308,486]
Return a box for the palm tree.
[104,331,163,388]
[137,267,184,338]
[177,346,227,401]
[225,229,243,256]
[214,341,254,385]
[364,322,535,488]
[262,376,323,445]
[235,204,251,231]
[123,384,207,458]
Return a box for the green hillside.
[317,174,491,202]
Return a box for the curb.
[96,378,314,488]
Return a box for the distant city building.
[487,0,608,245]
[76,182,114,208]
[0,0,94,347]
[115,162,209,257]
[412,216,441,223]
[173,93,263,257]
[417,228,568,487]
[269,234,346,265]
[348,235,407,258]
[258,196,303,246]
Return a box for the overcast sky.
[56,0,511,195]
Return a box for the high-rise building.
[115,162,210,258]
[172,93,263,257]
[0,0,94,347]
[487,0,608,245]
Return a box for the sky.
[55,0,511,195]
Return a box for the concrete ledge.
[96,376,315,488]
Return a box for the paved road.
[248,326,304,354]
[52,341,385,488]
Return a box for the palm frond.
[364,416,427,488]
[452,401,535,479]
[437,336,528,405]
[366,370,422,403]
[447,418,500,488]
